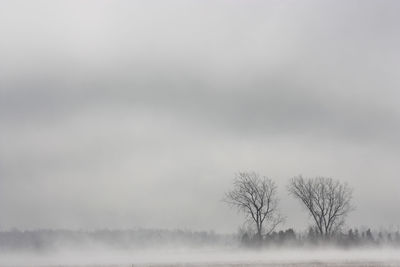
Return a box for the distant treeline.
[0,227,399,252]
[0,228,234,251]
[241,227,400,248]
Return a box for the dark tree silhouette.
[288,175,353,237]
[225,172,283,241]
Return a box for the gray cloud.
[1,0,400,232]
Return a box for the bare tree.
[225,172,283,241]
[288,175,353,237]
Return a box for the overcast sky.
[1,0,400,233]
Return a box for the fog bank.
[1,248,400,266]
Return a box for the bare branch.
[224,172,283,240]
[288,175,353,237]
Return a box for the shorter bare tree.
[225,172,283,241]
[288,175,353,237]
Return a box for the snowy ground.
[1,248,400,266]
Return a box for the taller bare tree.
[225,172,283,241]
[288,175,353,237]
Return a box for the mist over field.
[1,0,400,266]
[2,247,400,266]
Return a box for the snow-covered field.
[1,248,400,267]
